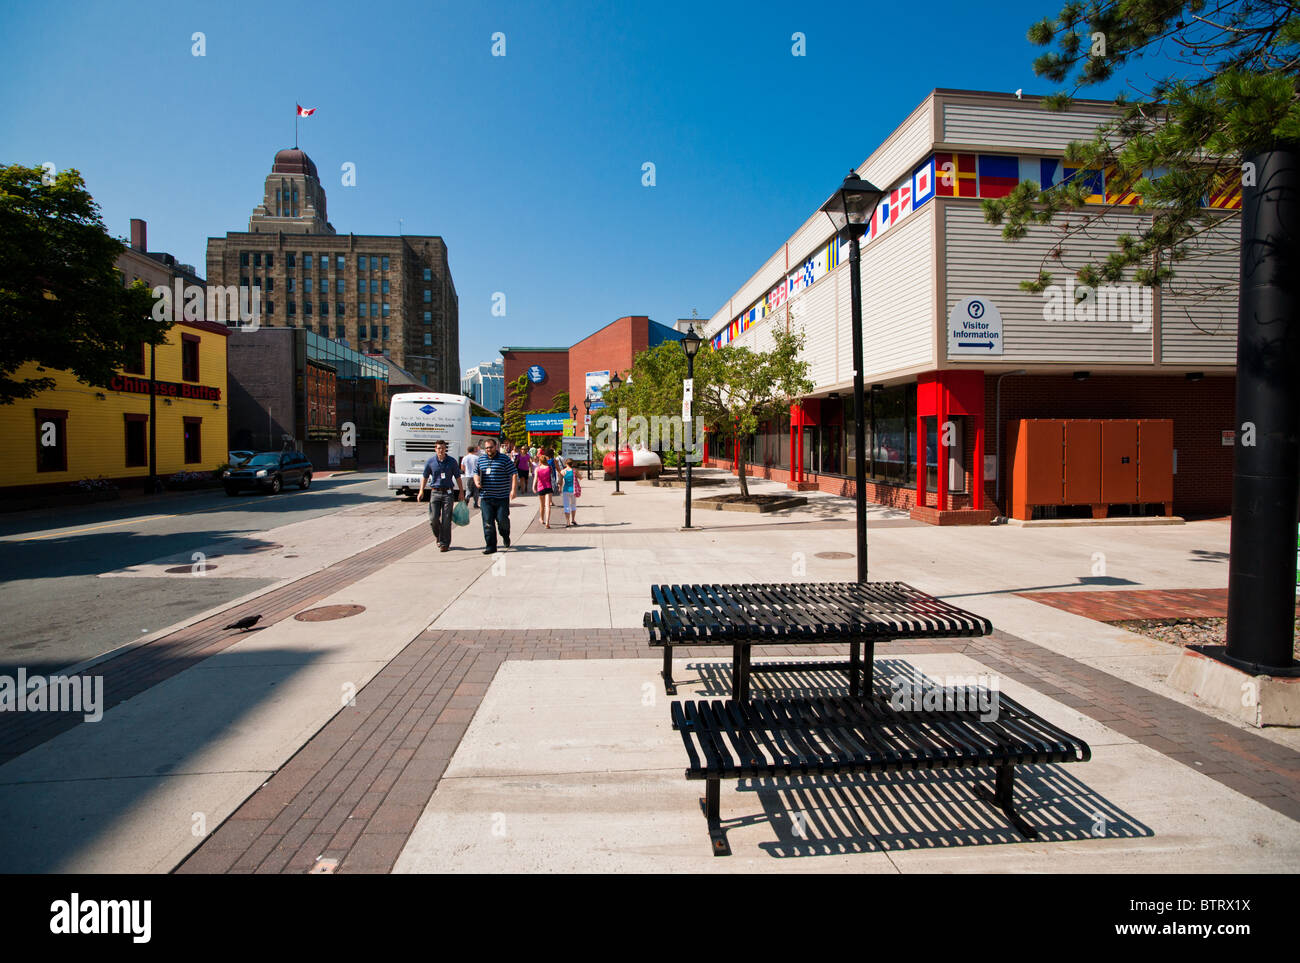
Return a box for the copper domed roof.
[272,148,319,177]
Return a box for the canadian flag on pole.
[296,104,316,117]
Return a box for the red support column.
[915,411,926,507]
[937,395,948,512]
[973,410,985,510]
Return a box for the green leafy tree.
[608,328,813,497]
[0,164,163,404]
[983,2,1299,293]
[501,372,530,447]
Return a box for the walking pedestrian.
[560,458,581,527]
[461,445,480,509]
[534,449,555,529]
[474,437,517,554]
[417,440,464,552]
[515,443,532,494]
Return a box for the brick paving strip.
[178,625,1300,874]
[1016,587,1300,622]
[0,508,432,766]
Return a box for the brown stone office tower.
[206,148,459,392]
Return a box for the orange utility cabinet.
[1009,418,1174,520]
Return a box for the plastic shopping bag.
[452,500,470,526]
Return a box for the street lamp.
[583,397,592,479]
[608,371,623,495]
[819,170,885,584]
[680,323,703,530]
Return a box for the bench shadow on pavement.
[682,658,1152,857]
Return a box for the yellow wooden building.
[1,231,231,496]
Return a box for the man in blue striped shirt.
[473,437,517,554]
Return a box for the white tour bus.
[387,393,471,496]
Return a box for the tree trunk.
[737,438,749,498]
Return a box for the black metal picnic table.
[644,581,993,700]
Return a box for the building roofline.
[500,346,569,353]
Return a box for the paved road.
[0,472,394,674]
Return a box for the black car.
[223,451,313,495]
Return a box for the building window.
[124,414,147,468]
[266,253,273,269]
[423,312,431,323]
[183,417,202,464]
[381,256,389,271]
[240,252,249,267]
[263,277,273,293]
[124,341,146,375]
[287,253,296,269]
[320,301,329,316]
[359,302,368,317]
[422,268,432,281]
[336,279,345,293]
[370,324,379,339]
[382,302,390,317]
[358,255,367,271]
[287,277,296,293]
[424,333,432,347]
[381,279,389,294]
[423,289,432,302]
[336,302,345,317]
[336,323,346,339]
[240,275,249,289]
[304,277,313,294]
[382,325,389,340]
[371,302,378,317]
[367,279,376,293]
[253,253,261,267]
[267,300,274,315]
[304,301,313,316]
[288,301,296,316]
[35,409,68,473]
[181,334,200,382]
[336,255,345,271]
[318,323,328,337]
[303,253,312,271]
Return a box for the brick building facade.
[206,149,458,393]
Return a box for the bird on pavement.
[224,615,262,632]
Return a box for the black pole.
[146,340,158,494]
[849,227,868,583]
[613,410,622,494]
[685,351,694,529]
[1225,145,1300,674]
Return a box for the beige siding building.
[703,88,1241,521]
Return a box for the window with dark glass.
[124,414,147,467]
[181,334,200,382]
[303,253,312,270]
[304,301,313,316]
[265,277,274,292]
[423,289,431,302]
[240,252,249,267]
[287,277,295,293]
[304,278,313,294]
[287,253,296,269]
[336,302,345,317]
[288,301,296,316]
[253,253,261,267]
[35,409,68,473]
[381,325,389,340]
[422,268,431,281]
[336,279,345,293]
[357,255,367,271]
[266,253,273,269]
[336,255,345,271]
[381,256,389,271]
[336,323,345,338]
[183,417,202,464]
[123,341,146,375]
[320,302,329,316]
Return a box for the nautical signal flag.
[977,155,1019,198]
[1207,169,1243,210]
[1063,165,1105,204]
[933,153,977,197]
[296,104,316,117]
[912,157,936,208]
[1104,164,1143,205]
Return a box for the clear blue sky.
[0,0,1137,372]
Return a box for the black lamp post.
[583,397,592,479]
[609,371,623,495]
[819,170,885,584]
[680,324,703,529]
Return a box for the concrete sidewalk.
[2,471,1297,873]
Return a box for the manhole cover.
[814,551,854,559]
[235,542,282,553]
[294,604,366,622]
[165,564,219,573]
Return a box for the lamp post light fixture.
[819,170,886,583]
[680,323,703,530]
[608,371,624,495]
[583,397,593,479]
